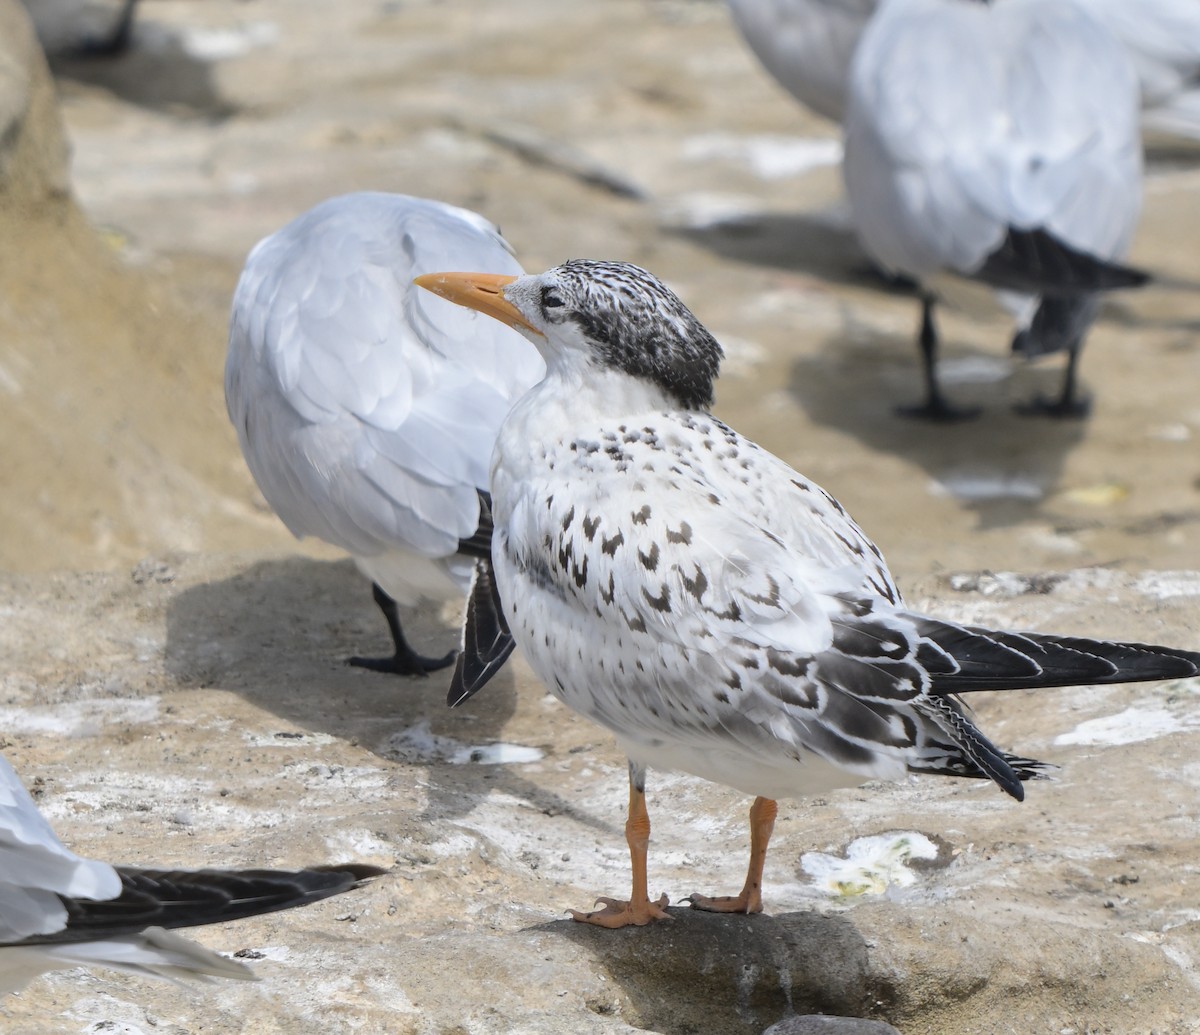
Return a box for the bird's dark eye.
[541,287,564,310]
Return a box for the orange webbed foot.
[685,890,763,915]
[569,894,672,928]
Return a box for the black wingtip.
[448,559,516,707]
[455,490,495,561]
[918,617,1200,694]
[447,656,476,707]
[10,863,389,948]
[309,863,389,885]
[976,227,1149,296]
[448,637,516,707]
[998,755,1059,801]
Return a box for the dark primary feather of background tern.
[418,258,1200,928]
[22,0,140,57]
[0,751,382,992]
[225,192,544,676]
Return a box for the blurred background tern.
[842,0,1146,420]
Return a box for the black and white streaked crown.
[531,260,724,411]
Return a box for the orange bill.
[413,272,539,334]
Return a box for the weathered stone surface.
[1,2,1199,1033]
[0,0,70,209]
[765,1016,902,1035]
[0,0,274,575]
[3,558,1200,1033]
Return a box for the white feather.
[729,0,1200,144]
[225,192,545,606]
[843,0,1142,282]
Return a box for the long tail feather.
[912,619,1200,695]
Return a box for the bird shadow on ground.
[670,208,883,290]
[785,329,1090,532]
[544,907,885,1035]
[1101,296,1200,335]
[673,208,1198,333]
[49,24,235,119]
[163,556,608,833]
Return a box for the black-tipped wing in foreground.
[8,865,384,947]
[975,227,1149,296]
[448,559,515,707]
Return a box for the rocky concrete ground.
[3,558,1200,1033]
[2,0,1200,1032]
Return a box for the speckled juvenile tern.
[417,258,1200,927]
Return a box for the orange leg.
[569,769,671,928]
[687,796,778,914]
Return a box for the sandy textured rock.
[1,1,1199,1033]
[0,0,70,208]
[2,557,1200,1033]
[1,0,1198,587]
[0,3,293,576]
[766,1018,902,1035]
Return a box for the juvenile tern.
[0,751,382,991]
[843,0,1146,419]
[418,258,1200,927]
[226,192,544,675]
